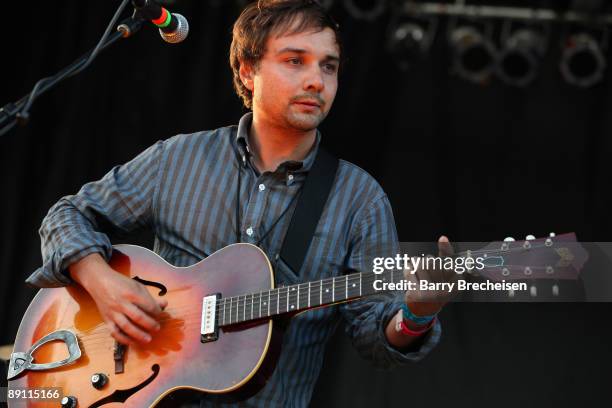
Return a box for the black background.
[1,1,611,407]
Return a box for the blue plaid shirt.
[27,113,441,407]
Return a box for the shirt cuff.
[25,245,112,288]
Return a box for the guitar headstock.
[469,232,588,282]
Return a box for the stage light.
[386,18,437,71]
[343,0,386,21]
[450,25,498,84]
[497,27,546,87]
[560,33,607,88]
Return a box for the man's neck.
[248,114,317,173]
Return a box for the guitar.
[6,233,587,407]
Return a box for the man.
[27,1,452,406]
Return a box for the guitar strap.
[279,146,339,276]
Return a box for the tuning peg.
[508,289,515,298]
[525,234,536,240]
[530,285,537,297]
[552,284,559,296]
[546,266,554,275]
[524,267,532,276]
[549,232,556,237]
[504,237,515,242]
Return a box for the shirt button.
[258,183,266,192]
[246,227,254,236]
[288,174,294,181]
[275,253,280,260]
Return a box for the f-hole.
[90,364,160,407]
[133,277,167,296]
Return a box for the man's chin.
[286,111,326,131]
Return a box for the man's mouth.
[292,95,324,108]
[293,100,321,108]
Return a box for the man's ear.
[239,61,255,92]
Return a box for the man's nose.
[303,65,324,93]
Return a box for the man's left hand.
[403,235,459,317]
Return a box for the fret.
[319,279,323,305]
[359,273,362,296]
[322,279,333,304]
[346,275,357,298]
[227,297,231,325]
[234,296,240,323]
[267,290,271,317]
[297,284,300,309]
[228,297,233,325]
[234,296,239,323]
[345,275,348,299]
[277,288,280,315]
[268,290,275,317]
[246,295,250,320]
[235,296,239,323]
[286,287,290,312]
[332,277,335,302]
[289,286,296,311]
[249,293,253,320]
[258,292,262,319]
[242,295,246,322]
[308,282,311,308]
[222,298,226,325]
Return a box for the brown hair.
[230,0,342,109]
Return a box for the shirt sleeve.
[339,194,441,369]
[25,140,165,288]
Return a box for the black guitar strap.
[279,147,339,275]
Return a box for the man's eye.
[324,64,338,73]
[287,58,301,65]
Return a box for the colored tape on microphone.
[152,8,172,28]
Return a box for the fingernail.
[144,335,151,342]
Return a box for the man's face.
[245,26,340,132]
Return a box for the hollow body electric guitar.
[7,234,586,407]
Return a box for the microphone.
[132,0,189,43]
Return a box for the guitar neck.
[217,270,395,327]
[216,233,586,327]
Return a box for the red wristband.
[399,316,435,336]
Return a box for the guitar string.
[206,248,575,309]
[27,241,578,350]
[72,264,573,347]
[72,260,568,340]
[77,260,574,334]
[59,240,579,342]
[79,240,573,324]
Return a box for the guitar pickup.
[200,293,220,343]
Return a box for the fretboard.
[217,269,399,327]
[215,235,583,326]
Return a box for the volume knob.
[61,396,78,408]
[91,373,109,389]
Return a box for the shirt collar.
[236,112,320,174]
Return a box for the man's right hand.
[68,253,168,346]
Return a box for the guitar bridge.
[201,293,220,343]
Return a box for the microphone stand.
[0,16,144,137]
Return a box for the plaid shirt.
[27,113,441,407]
